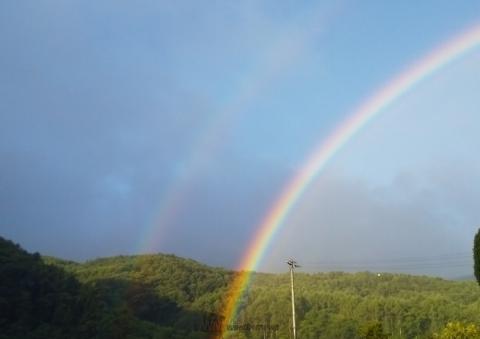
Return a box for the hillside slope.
[2,236,480,338]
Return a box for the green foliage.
[2,236,480,339]
[433,321,480,338]
[474,229,480,285]
[358,321,388,338]
[230,272,480,338]
[0,236,230,338]
[0,237,104,338]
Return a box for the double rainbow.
[220,23,480,335]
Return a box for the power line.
[302,260,472,268]
[302,252,471,266]
[299,252,473,271]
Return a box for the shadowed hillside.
[0,237,225,339]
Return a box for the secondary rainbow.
[220,23,480,335]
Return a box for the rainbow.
[139,5,341,255]
[139,6,338,255]
[220,23,480,336]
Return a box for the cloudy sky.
[1,1,479,278]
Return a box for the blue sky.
[1,1,479,277]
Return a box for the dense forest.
[1,236,480,338]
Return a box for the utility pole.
[287,259,300,339]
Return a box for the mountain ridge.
[2,235,480,338]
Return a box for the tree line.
[2,235,480,338]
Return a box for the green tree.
[474,229,480,285]
[433,321,480,339]
[358,321,388,339]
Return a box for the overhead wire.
[300,252,473,271]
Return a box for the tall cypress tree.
[474,229,480,285]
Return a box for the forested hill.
[43,253,233,306]
[1,236,480,339]
[1,236,235,339]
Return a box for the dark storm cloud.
[0,1,222,259]
[0,1,297,263]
